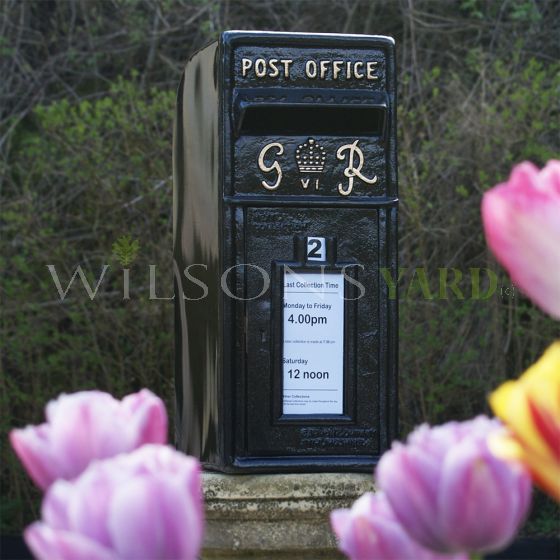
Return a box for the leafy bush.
[2,79,175,531]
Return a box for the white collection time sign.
[282,269,344,415]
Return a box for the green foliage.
[112,235,141,267]
[522,490,560,537]
[2,77,175,532]
[398,46,560,430]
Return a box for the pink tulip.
[331,492,468,560]
[376,416,531,554]
[481,160,560,319]
[10,389,167,490]
[24,445,204,560]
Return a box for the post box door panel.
[237,207,382,459]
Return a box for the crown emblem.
[295,138,326,173]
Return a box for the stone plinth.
[202,472,374,559]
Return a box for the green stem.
[469,554,483,560]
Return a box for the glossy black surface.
[173,41,221,463]
[174,31,398,472]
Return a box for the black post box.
[174,31,397,473]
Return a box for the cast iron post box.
[174,31,397,472]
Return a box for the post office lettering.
[241,57,378,81]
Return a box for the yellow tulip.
[489,341,560,501]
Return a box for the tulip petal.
[490,342,560,501]
[376,416,531,555]
[9,426,58,490]
[538,160,560,195]
[108,477,200,560]
[330,508,353,545]
[377,444,444,550]
[10,389,170,490]
[330,493,468,560]
[481,160,560,319]
[439,441,530,553]
[49,392,132,476]
[24,446,204,560]
[528,397,560,462]
[122,389,168,446]
[41,479,73,530]
[65,467,126,548]
[331,508,380,560]
[25,522,118,560]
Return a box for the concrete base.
[202,472,374,559]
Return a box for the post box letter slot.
[237,104,387,136]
